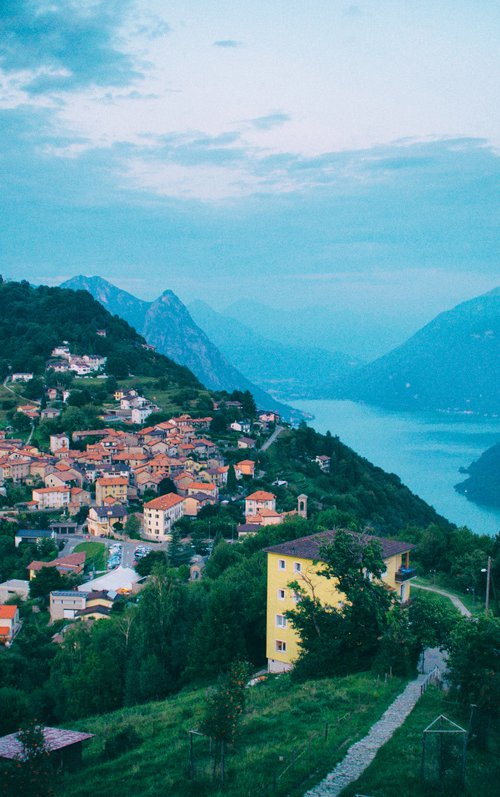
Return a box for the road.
[2,375,41,405]
[260,424,284,452]
[412,582,471,617]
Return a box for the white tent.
[78,566,140,594]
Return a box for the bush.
[103,725,142,760]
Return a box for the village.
[0,341,319,647]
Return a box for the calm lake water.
[292,399,500,536]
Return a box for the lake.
[292,399,500,536]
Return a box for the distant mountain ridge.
[61,276,297,420]
[188,299,360,400]
[340,287,500,414]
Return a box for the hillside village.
[0,344,297,641]
[0,284,498,797]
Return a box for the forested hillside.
[455,441,500,508]
[0,278,201,391]
[259,424,450,534]
[61,275,296,419]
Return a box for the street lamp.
[481,556,492,616]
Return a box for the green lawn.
[340,686,500,797]
[56,673,408,797]
[74,541,107,572]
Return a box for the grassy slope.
[340,686,500,797]
[57,673,407,797]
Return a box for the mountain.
[455,441,500,508]
[60,276,297,420]
[0,278,202,393]
[340,288,500,414]
[222,299,414,361]
[189,299,361,400]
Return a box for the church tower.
[297,494,308,519]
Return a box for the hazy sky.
[1,0,499,335]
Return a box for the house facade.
[143,492,184,541]
[95,476,128,506]
[265,530,416,673]
[0,605,20,645]
[32,486,71,509]
[245,490,276,519]
[87,505,128,537]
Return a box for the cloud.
[343,5,363,17]
[250,112,291,131]
[0,0,138,93]
[213,39,242,48]
[132,17,171,40]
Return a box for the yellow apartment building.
[265,530,416,673]
[95,476,128,506]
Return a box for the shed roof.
[0,727,94,760]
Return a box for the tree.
[157,477,176,496]
[29,567,65,600]
[106,356,129,380]
[0,687,30,735]
[124,514,141,538]
[226,464,237,494]
[200,661,251,784]
[23,378,44,401]
[408,592,459,671]
[446,616,500,713]
[2,722,54,797]
[445,616,500,748]
[167,526,193,568]
[287,530,395,679]
[135,550,167,577]
[10,412,31,434]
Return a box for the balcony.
[395,567,417,583]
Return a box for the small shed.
[0,726,94,771]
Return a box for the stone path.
[304,649,445,797]
[411,582,471,617]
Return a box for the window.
[294,562,302,573]
[276,614,287,628]
[292,591,301,603]
[277,589,285,600]
[275,640,287,652]
[278,559,286,570]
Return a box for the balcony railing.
[395,567,417,582]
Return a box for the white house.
[143,492,184,541]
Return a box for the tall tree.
[287,530,394,679]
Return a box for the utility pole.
[482,556,492,616]
[486,556,491,616]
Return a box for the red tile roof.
[96,477,128,486]
[246,490,275,501]
[144,492,184,510]
[28,552,86,573]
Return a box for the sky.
[1,0,499,352]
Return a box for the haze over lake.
[293,400,500,536]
